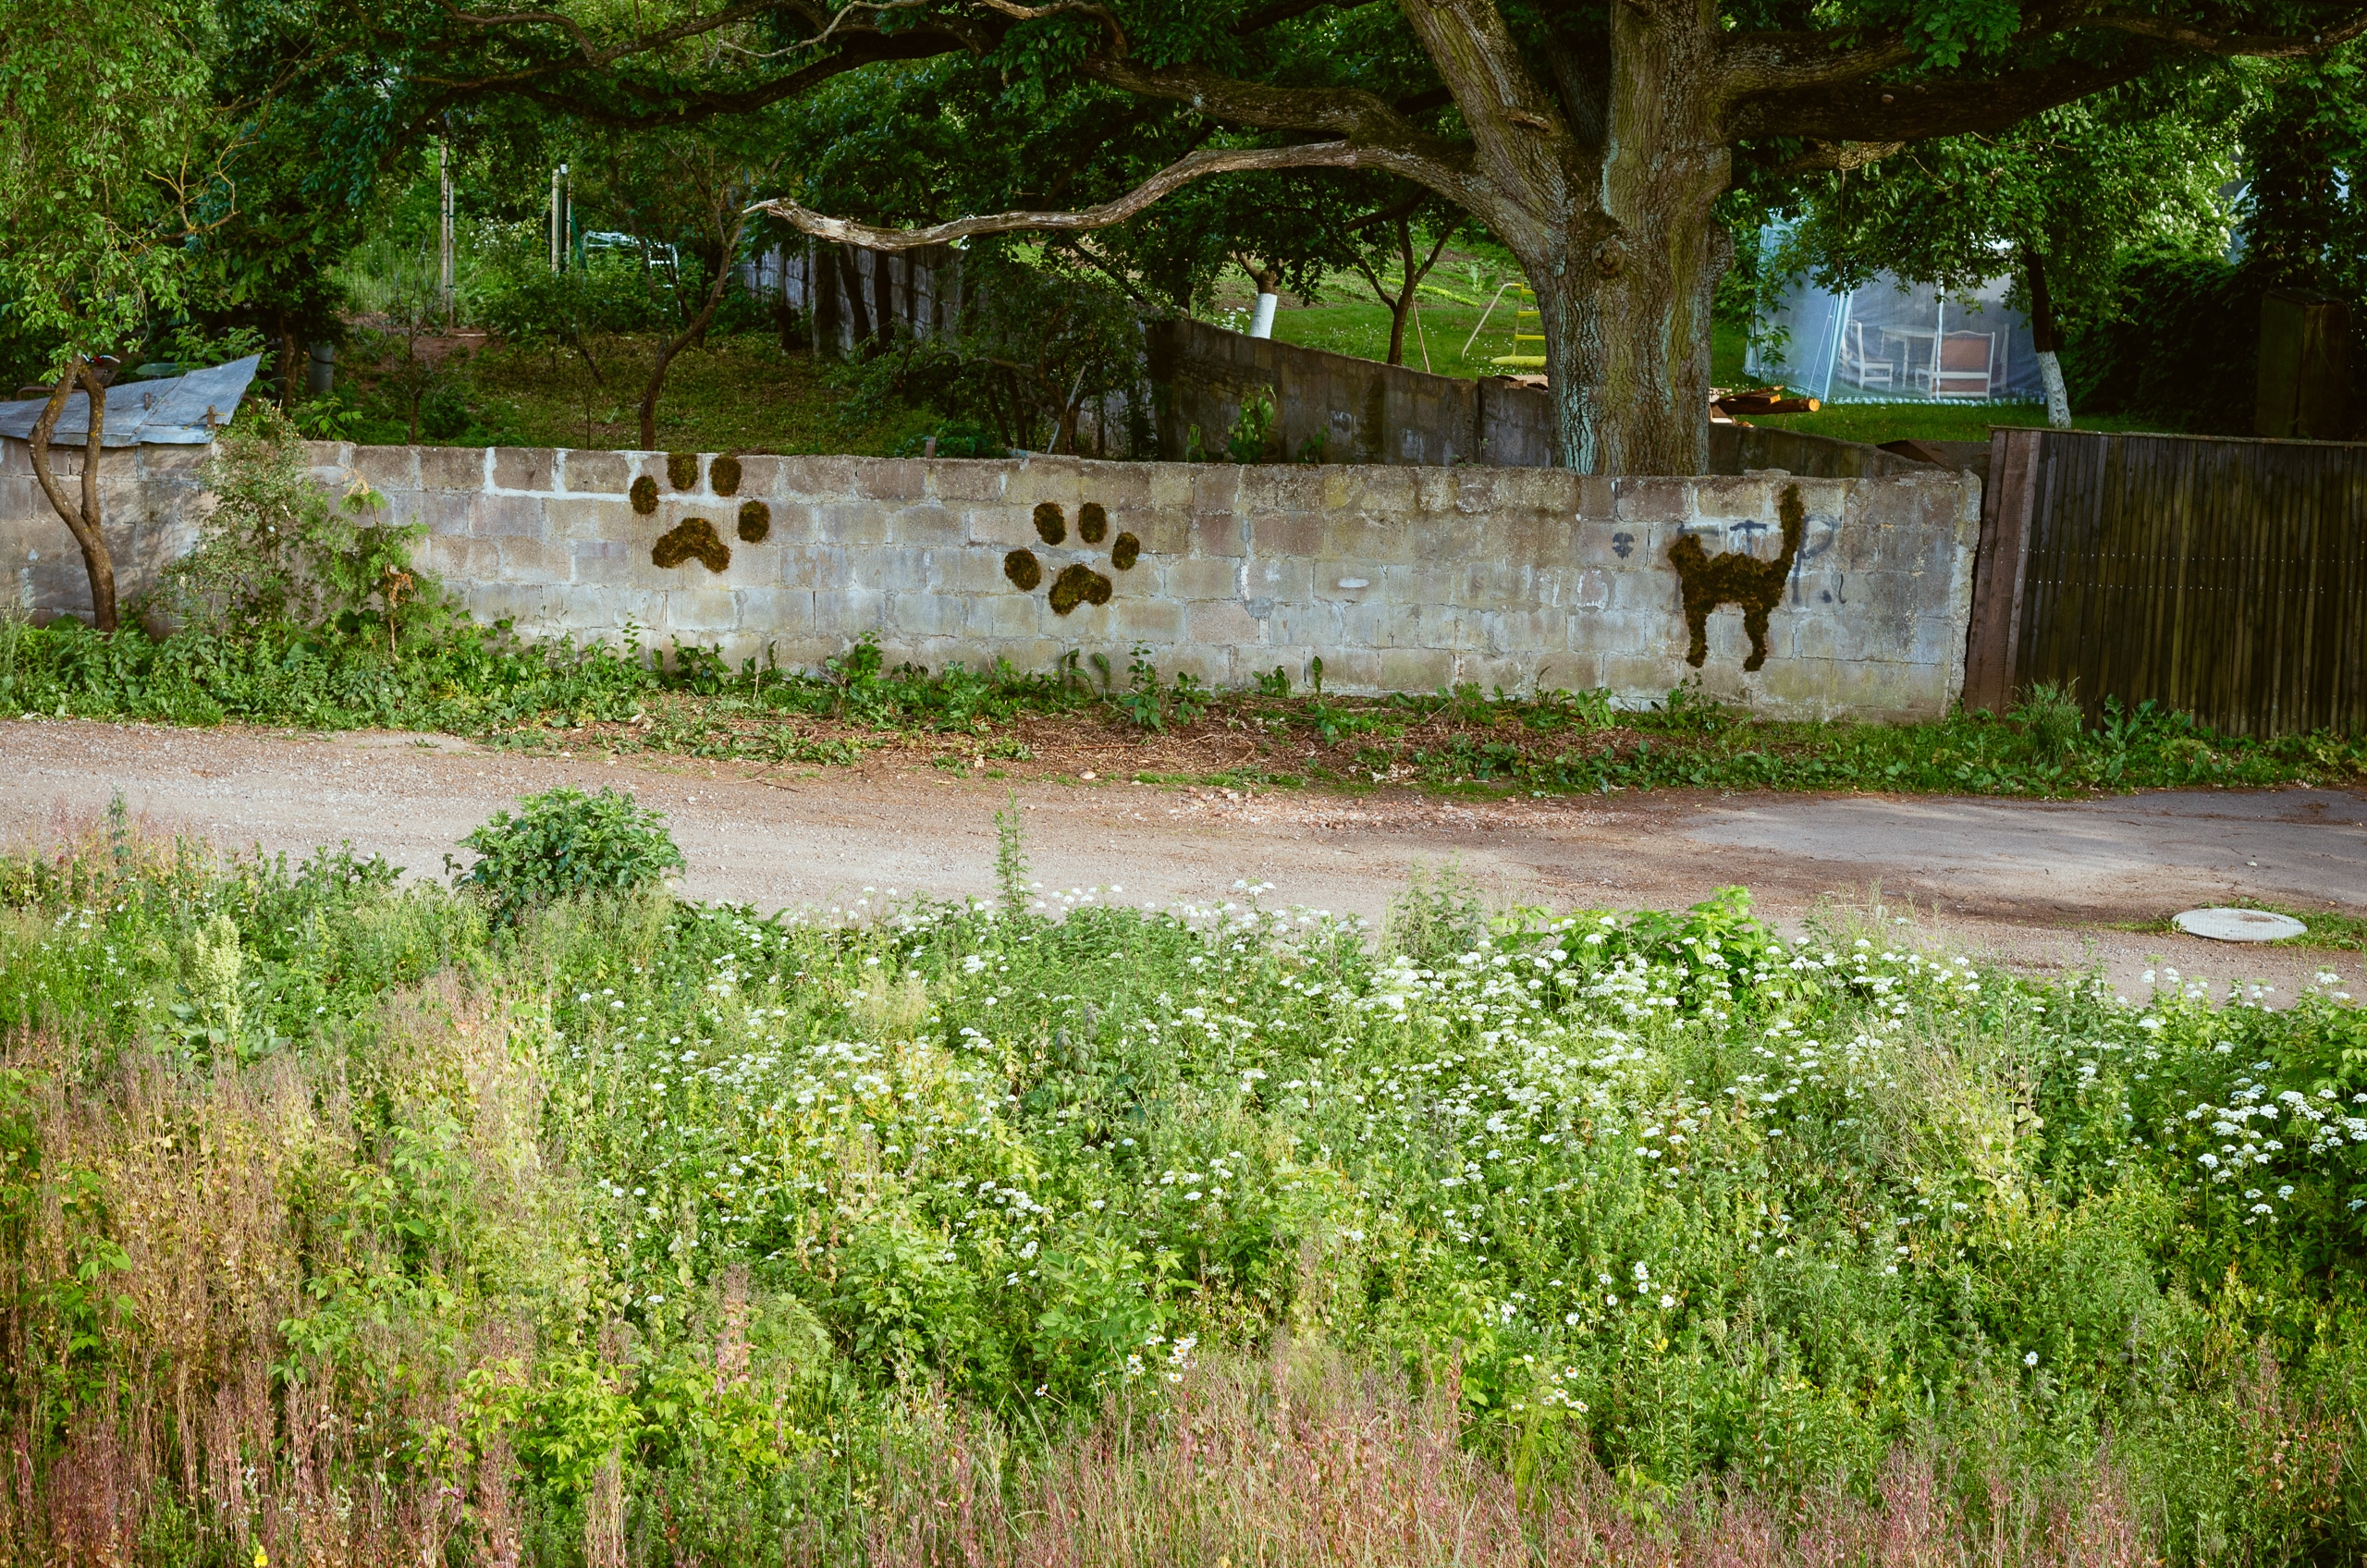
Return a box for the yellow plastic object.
[1489,354,1548,368]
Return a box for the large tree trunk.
[1397,0,1733,474]
[27,356,118,632]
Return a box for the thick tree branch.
[1727,53,2159,141]
[751,141,1465,250]
[1764,138,1907,175]
[1077,56,1453,152]
[974,0,1128,53]
[428,29,968,126]
[2081,5,2367,55]
[1718,31,1917,97]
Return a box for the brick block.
[472,493,547,540]
[855,459,926,501]
[1146,465,1194,508]
[1613,476,1691,521]
[493,447,556,493]
[1250,511,1322,557]
[887,502,963,546]
[777,455,863,499]
[1161,557,1239,602]
[886,591,968,638]
[496,535,570,582]
[1241,556,1311,604]
[350,446,419,492]
[1001,456,1085,509]
[1107,595,1183,643]
[814,500,891,547]
[966,590,1046,640]
[926,460,1011,503]
[773,543,844,591]
[1186,598,1264,646]
[1188,511,1245,557]
[1378,647,1456,693]
[561,449,631,495]
[811,586,889,634]
[560,497,638,543]
[665,585,742,635]
[418,446,486,493]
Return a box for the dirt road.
[5,718,2359,1000]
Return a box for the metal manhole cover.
[2172,907,2307,943]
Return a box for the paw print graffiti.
[1003,501,1141,615]
[636,452,758,572]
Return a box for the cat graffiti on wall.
[1668,484,1806,672]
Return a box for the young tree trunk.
[836,245,875,349]
[26,356,118,632]
[2022,246,2071,429]
[640,239,742,448]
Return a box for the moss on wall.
[1669,484,1806,672]
[737,500,770,543]
[654,517,731,572]
[1048,563,1112,615]
[667,451,700,490]
[630,476,659,515]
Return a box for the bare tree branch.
[974,0,1127,53]
[750,141,1462,250]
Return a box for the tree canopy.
[338,0,2364,472]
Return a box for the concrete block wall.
[2,435,1981,717]
[1,438,212,619]
[1146,317,1557,469]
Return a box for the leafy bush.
[2013,679,2085,762]
[454,784,685,924]
[159,401,443,651]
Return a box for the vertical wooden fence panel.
[1979,429,2367,736]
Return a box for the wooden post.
[1963,425,2042,711]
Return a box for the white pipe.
[1248,289,1278,339]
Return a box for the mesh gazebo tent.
[1746,271,2044,403]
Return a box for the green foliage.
[0,0,214,358]
[2012,680,2085,763]
[1772,82,2238,346]
[162,402,439,644]
[5,815,2367,1562]
[456,786,685,925]
[1226,385,1280,463]
[834,248,1146,455]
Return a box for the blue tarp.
[0,354,263,447]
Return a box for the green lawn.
[1749,400,2175,446]
[333,330,930,455]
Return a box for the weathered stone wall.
[2,437,1983,718]
[1147,317,1557,468]
[0,439,211,619]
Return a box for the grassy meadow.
[3,792,2364,1566]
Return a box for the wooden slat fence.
[1964,427,2367,737]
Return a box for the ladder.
[1489,284,1545,370]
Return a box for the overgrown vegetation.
[2,800,2363,1563]
[6,604,2361,799]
